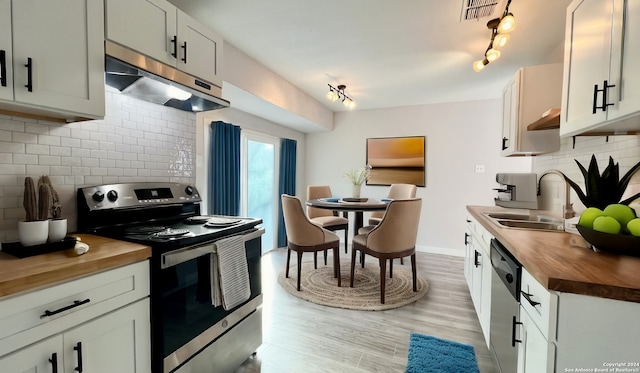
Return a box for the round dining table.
[305,198,389,238]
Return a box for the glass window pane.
[247,140,275,252]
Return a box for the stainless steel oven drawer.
[173,306,262,373]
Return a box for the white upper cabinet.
[105,0,223,87]
[0,0,13,102]
[561,0,640,136]
[0,0,105,121]
[501,63,562,156]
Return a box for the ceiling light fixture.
[326,84,356,109]
[472,0,516,72]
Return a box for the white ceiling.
[169,0,572,124]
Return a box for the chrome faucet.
[537,170,576,219]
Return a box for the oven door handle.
[162,244,214,269]
[243,227,265,242]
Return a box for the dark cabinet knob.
[92,191,104,202]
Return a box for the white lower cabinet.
[0,335,63,372]
[517,305,553,373]
[464,215,492,348]
[513,267,640,372]
[0,261,151,373]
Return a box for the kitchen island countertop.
[468,205,640,303]
[0,234,151,298]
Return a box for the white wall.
[305,99,532,256]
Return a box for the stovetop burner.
[153,228,191,238]
[125,226,168,235]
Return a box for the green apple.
[627,218,640,236]
[603,204,636,226]
[592,216,622,234]
[578,207,605,228]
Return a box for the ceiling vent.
[460,0,506,22]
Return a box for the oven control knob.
[506,273,514,283]
[92,191,105,202]
[185,186,194,195]
[107,190,118,202]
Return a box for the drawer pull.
[49,352,58,373]
[74,342,83,372]
[464,232,470,245]
[521,291,541,307]
[41,298,90,318]
[474,250,481,267]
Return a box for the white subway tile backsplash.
[38,135,61,146]
[0,130,11,141]
[25,144,49,155]
[1,91,197,242]
[1,142,25,153]
[38,155,61,166]
[11,132,37,144]
[12,154,38,165]
[26,165,50,175]
[81,158,99,167]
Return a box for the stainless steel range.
[77,182,264,373]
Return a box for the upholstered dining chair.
[307,185,349,257]
[281,194,341,291]
[350,198,422,304]
[368,183,417,226]
[358,183,417,265]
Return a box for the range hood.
[104,41,229,113]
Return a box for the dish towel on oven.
[211,235,251,310]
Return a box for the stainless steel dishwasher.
[489,238,522,373]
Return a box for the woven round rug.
[277,259,428,311]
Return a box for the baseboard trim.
[415,245,464,257]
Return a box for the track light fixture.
[326,84,356,109]
[472,0,516,72]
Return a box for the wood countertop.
[467,206,640,303]
[0,234,151,298]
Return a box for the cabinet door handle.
[464,232,470,246]
[40,298,90,318]
[74,342,83,372]
[602,80,616,111]
[0,50,6,87]
[181,41,187,63]
[170,35,178,58]
[474,250,481,267]
[501,137,508,150]
[592,83,601,114]
[512,316,522,347]
[49,352,58,373]
[521,291,541,307]
[24,57,33,92]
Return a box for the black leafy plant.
[562,155,640,210]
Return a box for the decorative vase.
[48,218,67,242]
[18,220,49,247]
[352,184,362,198]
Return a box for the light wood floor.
[235,248,498,373]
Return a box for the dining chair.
[360,183,417,265]
[350,198,422,304]
[368,183,417,226]
[307,185,349,260]
[281,194,341,291]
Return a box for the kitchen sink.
[483,212,565,232]
[495,220,564,231]
[486,213,532,221]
